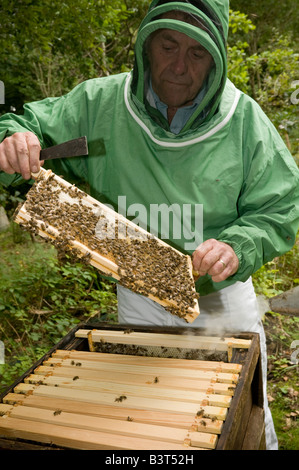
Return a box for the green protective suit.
[0,0,298,298]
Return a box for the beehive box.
[0,323,265,450]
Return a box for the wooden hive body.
[0,323,265,451]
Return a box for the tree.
[0,0,148,113]
[230,0,299,47]
[227,7,299,162]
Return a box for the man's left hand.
[192,239,239,283]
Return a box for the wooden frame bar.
[74,328,251,355]
[0,323,264,450]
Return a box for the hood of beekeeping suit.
[131,0,229,130]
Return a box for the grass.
[0,223,298,449]
[0,223,117,394]
[252,236,299,450]
[262,311,299,450]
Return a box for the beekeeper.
[0,0,298,449]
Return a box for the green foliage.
[0,183,24,212]
[263,311,299,450]
[227,8,299,162]
[253,234,299,297]
[0,227,117,394]
[229,9,256,35]
[0,0,148,112]
[252,262,284,298]
[230,0,299,46]
[252,235,299,449]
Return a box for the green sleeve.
[218,143,299,281]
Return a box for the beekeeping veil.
[131,0,229,130]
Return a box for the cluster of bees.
[91,339,226,362]
[14,172,199,320]
[112,237,199,319]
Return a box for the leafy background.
[0,0,298,449]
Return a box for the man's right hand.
[0,132,43,180]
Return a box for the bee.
[200,420,207,427]
[73,376,79,381]
[196,409,204,417]
[154,377,159,383]
[127,416,134,422]
[123,329,133,335]
[115,395,127,403]
[76,362,82,367]
[53,409,62,416]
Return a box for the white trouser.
[117,277,278,450]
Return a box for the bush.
[0,227,117,394]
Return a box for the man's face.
[148,28,213,109]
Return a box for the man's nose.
[171,52,188,75]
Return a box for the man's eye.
[162,43,175,52]
[192,50,206,59]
